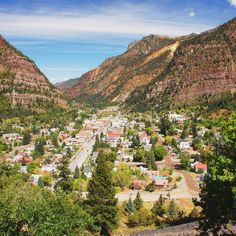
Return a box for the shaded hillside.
[0,35,67,109]
[55,77,79,90]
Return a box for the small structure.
[132,180,147,190]
[139,131,151,145]
[153,176,168,188]
[179,140,192,150]
[191,161,208,172]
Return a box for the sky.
[1,0,236,84]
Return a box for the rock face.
[65,17,236,110]
[0,35,66,107]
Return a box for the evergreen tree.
[151,194,166,217]
[134,192,143,210]
[124,197,135,215]
[73,166,80,179]
[86,152,118,235]
[66,147,72,159]
[38,177,44,188]
[167,200,179,221]
[55,156,73,193]
[35,138,45,155]
[23,132,31,145]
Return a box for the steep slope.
[145,17,236,110]
[0,35,66,108]
[66,17,236,110]
[66,35,178,103]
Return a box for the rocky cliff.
[0,35,67,108]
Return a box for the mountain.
[55,77,79,90]
[0,35,67,109]
[62,18,236,110]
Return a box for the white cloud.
[228,0,236,7]
[189,11,196,17]
[0,3,211,39]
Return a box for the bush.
[128,208,154,227]
[145,182,155,192]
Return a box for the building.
[179,140,192,149]
[191,161,208,172]
[139,131,151,145]
[153,176,168,188]
[132,180,147,190]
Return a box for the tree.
[128,208,153,227]
[181,124,189,139]
[66,147,72,159]
[134,192,143,210]
[167,200,179,221]
[0,178,92,235]
[133,149,145,162]
[51,132,59,147]
[146,127,154,136]
[159,116,171,136]
[73,166,80,179]
[113,163,132,189]
[180,152,190,170]
[151,194,166,217]
[145,150,157,170]
[153,144,167,161]
[165,135,172,146]
[38,176,44,188]
[131,135,140,148]
[35,138,45,155]
[192,137,202,151]
[197,114,236,234]
[23,131,31,145]
[55,157,73,193]
[124,197,135,214]
[86,152,118,235]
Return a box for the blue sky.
[1,0,236,83]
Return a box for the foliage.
[55,157,73,193]
[134,192,143,210]
[128,208,154,227]
[23,131,31,145]
[113,163,132,189]
[151,194,166,217]
[0,178,92,236]
[180,152,191,170]
[153,144,167,161]
[197,113,236,234]
[86,152,118,235]
[166,200,180,222]
[124,198,135,215]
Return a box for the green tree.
[151,194,166,217]
[55,157,73,193]
[167,200,179,221]
[145,150,157,170]
[180,152,191,170]
[86,152,118,235]
[124,197,135,215]
[73,166,80,179]
[23,131,31,145]
[113,163,132,189]
[0,178,92,235]
[134,192,143,210]
[133,149,145,162]
[197,114,236,234]
[153,144,167,161]
[38,176,44,188]
[35,138,45,155]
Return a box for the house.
[153,176,168,188]
[106,129,123,143]
[41,164,57,173]
[139,131,151,145]
[132,180,147,190]
[168,112,186,123]
[179,140,192,149]
[191,161,208,172]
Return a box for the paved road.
[69,136,96,172]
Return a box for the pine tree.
[38,176,44,188]
[66,147,72,159]
[151,194,166,217]
[134,192,143,210]
[124,197,135,214]
[55,156,73,193]
[73,166,80,179]
[86,152,118,235]
[23,132,30,145]
[167,200,179,221]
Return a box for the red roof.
[195,161,207,170]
